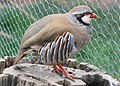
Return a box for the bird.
[14,5,99,81]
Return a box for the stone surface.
[0,56,120,86]
[2,63,86,86]
[0,58,5,74]
[0,63,120,86]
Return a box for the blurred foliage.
[0,0,120,79]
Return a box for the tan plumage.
[14,5,99,80]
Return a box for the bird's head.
[68,5,100,26]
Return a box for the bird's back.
[21,14,62,45]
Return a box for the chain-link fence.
[0,0,120,80]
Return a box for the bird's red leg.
[57,64,82,81]
[53,64,62,75]
[53,64,81,81]
[57,64,74,81]
[53,64,74,81]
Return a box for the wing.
[21,14,61,45]
[39,32,75,65]
[21,14,72,49]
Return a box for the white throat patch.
[81,15,92,24]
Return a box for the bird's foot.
[53,64,81,81]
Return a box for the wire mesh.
[0,0,120,80]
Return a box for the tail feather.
[14,48,26,65]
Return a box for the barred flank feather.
[39,32,75,65]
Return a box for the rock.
[1,63,120,86]
[78,62,120,86]
[2,63,86,86]
[0,58,5,74]
[0,56,120,86]
[78,62,102,72]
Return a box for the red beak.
[90,13,97,18]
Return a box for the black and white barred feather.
[39,32,75,65]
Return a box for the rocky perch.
[0,56,120,86]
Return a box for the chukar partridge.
[14,5,99,80]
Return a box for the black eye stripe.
[75,12,90,26]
